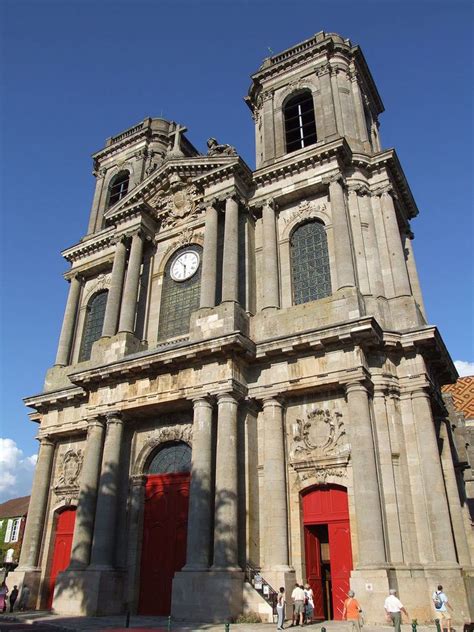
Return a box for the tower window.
[290,220,331,305]
[79,290,108,361]
[108,171,130,207]
[284,91,317,153]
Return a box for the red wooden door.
[302,485,353,621]
[304,526,324,619]
[138,472,190,615]
[328,521,352,620]
[48,508,76,608]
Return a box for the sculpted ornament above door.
[291,408,348,460]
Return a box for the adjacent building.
[0,496,29,571]
[9,31,474,623]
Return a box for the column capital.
[38,434,55,448]
[344,380,369,396]
[110,233,129,247]
[410,386,431,400]
[372,183,398,201]
[104,410,123,426]
[322,171,345,187]
[262,396,284,409]
[192,396,214,410]
[262,197,278,211]
[217,391,239,406]
[87,416,105,431]
[130,474,147,487]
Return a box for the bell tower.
[246,31,383,168]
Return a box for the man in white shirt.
[384,588,408,632]
[432,585,453,632]
[291,583,306,627]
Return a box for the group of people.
[0,581,30,613]
[275,582,454,631]
[276,582,315,629]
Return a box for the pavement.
[0,613,444,632]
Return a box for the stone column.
[345,381,386,565]
[380,190,411,297]
[261,200,280,310]
[404,232,426,319]
[317,65,337,138]
[349,69,369,143]
[69,418,105,568]
[89,412,124,569]
[212,393,239,569]
[262,398,290,569]
[18,437,55,569]
[199,203,218,308]
[359,192,384,297]
[55,275,82,366]
[329,177,356,290]
[411,389,457,563]
[118,230,144,334]
[184,398,214,569]
[102,236,128,337]
[126,475,147,608]
[221,197,239,303]
[438,420,472,566]
[87,167,107,235]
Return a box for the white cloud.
[0,438,37,503]
[454,360,474,378]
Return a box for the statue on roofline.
[206,137,237,157]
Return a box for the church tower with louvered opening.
[12,31,473,624]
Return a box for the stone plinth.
[350,568,390,624]
[190,302,249,342]
[4,569,41,610]
[52,568,125,616]
[91,331,144,364]
[171,570,244,621]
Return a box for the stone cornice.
[24,386,87,413]
[67,332,256,388]
[61,227,116,264]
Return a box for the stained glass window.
[78,290,108,361]
[284,91,317,153]
[148,442,192,474]
[157,245,202,340]
[290,220,331,305]
[108,171,130,207]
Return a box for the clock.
[170,248,201,282]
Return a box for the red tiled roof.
[0,495,30,519]
[443,376,474,419]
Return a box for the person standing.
[9,586,19,613]
[304,582,314,624]
[384,588,408,632]
[343,590,362,632]
[0,582,8,613]
[291,582,305,627]
[17,584,30,612]
[276,586,286,630]
[433,585,453,632]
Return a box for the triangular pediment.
[104,153,252,227]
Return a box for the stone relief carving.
[53,448,83,503]
[299,465,347,484]
[291,408,348,460]
[284,200,327,226]
[149,175,202,229]
[160,228,203,261]
[82,274,111,305]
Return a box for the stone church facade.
[10,31,473,623]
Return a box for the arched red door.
[302,485,352,620]
[48,508,76,608]
[138,472,190,615]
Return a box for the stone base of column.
[91,331,145,364]
[189,302,249,342]
[389,295,425,329]
[422,565,472,623]
[4,568,41,610]
[171,570,244,621]
[52,568,125,616]
[44,364,74,391]
[350,568,390,624]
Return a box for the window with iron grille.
[148,442,192,474]
[284,91,317,153]
[79,290,108,361]
[290,220,331,305]
[157,245,202,340]
[108,171,130,207]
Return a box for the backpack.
[433,592,443,610]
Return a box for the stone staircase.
[243,564,278,623]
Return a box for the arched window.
[148,442,192,475]
[158,245,202,340]
[284,91,317,153]
[290,220,331,305]
[79,290,108,361]
[108,171,130,207]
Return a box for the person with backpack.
[432,585,453,632]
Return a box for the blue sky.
[0,0,473,501]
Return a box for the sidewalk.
[0,613,440,632]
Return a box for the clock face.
[170,249,201,282]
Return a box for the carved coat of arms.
[291,408,347,460]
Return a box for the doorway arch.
[138,441,191,615]
[302,484,352,621]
